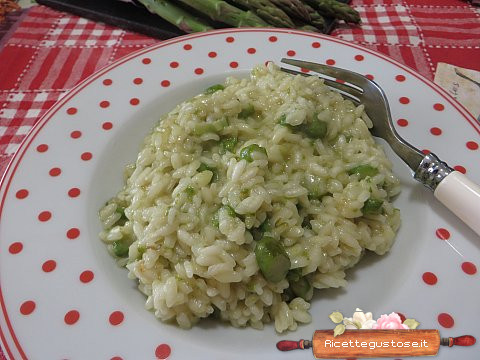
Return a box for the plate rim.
[0,27,478,359]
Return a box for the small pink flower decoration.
[329,309,419,337]
[373,312,409,330]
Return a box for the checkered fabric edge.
[0,5,158,174]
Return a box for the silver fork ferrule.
[414,153,454,191]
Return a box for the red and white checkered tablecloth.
[0,0,479,359]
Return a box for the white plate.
[0,29,479,360]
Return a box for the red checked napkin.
[0,5,159,175]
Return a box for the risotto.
[99,63,401,333]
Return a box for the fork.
[281,58,480,237]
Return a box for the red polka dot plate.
[0,29,479,359]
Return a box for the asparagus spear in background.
[303,3,326,32]
[294,21,320,33]
[269,0,311,23]
[175,0,269,27]
[228,0,295,28]
[304,0,361,23]
[137,0,213,33]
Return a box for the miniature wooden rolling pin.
[277,330,475,358]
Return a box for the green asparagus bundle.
[175,0,269,27]
[138,0,213,33]
[304,0,361,23]
[134,0,360,35]
[228,0,295,28]
[269,0,311,23]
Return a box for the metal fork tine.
[280,67,361,103]
[281,58,369,89]
[280,67,307,77]
[280,66,363,96]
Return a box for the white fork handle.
[434,171,480,236]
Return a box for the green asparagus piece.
[255,236,291,283]
[137,0,213,33]
[279,114,328,138]
[115,206,127,219]
[259,218,272,233]
[251,218,272,241]
[239,144,267,162]
[302,174,326,199]
[362,198,383,215]
[287,270,313,300]
[114,206,128,225]
[227,0,295,28]
[287,268,302,282]
[198,163,219,182]
[137,245,147,258]
[211,205,237,228]
[302,118,328,138]
[293,20,319,33]
[304,0,361,23]
[192,118,228,136]
[176,0,269,27]
[184,185,196,197]
[303,3,326,32]
[112,240,129,257]
[270,0,311,22]
[204,84,225,94]
[290,276,313,300]
[219,136,238,154]
[278,114,288,126]
[348,164,379,179]
[238,104,255,119]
